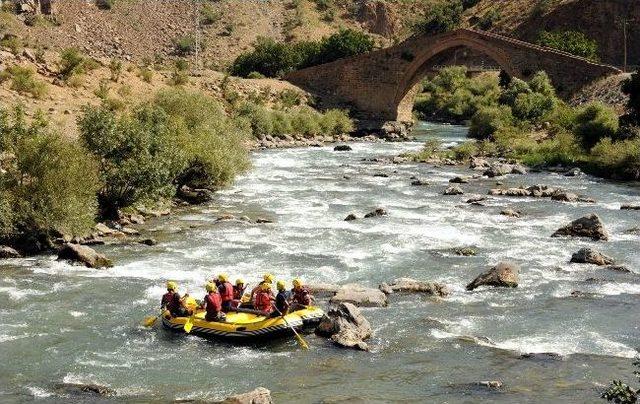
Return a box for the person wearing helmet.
[215,274,234,312]
[250,273,275,302]
[290,278,313,311]
[272,280,291,317]
[233,278,246,300]
[200,282,225,322]
[161,281,189,318]
[254,282,274,314]
[231,278,246,309]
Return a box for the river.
[1,122,639,403]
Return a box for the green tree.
[573,102,619,150]
[537,30,599,61]
[622,72,640,123]
[0,107,100,245]
[414,0,463,35]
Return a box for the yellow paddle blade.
[183,316,194,333]
[295,334,309,350]
[143,316,158,327]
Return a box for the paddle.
[183,313,196,333]
[272,305,309,350]
[142,313,161,327]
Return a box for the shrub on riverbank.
[78,88,252,216]
[0,107,100,247]
[234,101,353,138]
[229,29,374,78]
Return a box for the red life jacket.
[162,291,180,313]
[233,285,245,300]
[204,292,222,316]
[254,291,272,312]
[292,286,311,305]
[220,282,234,303]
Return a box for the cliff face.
[513,0,639,68]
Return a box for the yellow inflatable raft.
[162,306,324,342]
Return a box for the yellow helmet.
[236,278,245,286]
[167,281,178,291]
[292,278,303,288]
[205,282,216,292]
[261,282,272,291]
[263,273,274,283]
[218,273,228,282]
[276,280,286,291]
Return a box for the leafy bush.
[414,0,463,35]
[77,105,181,216]
[0,65,48,99]
[601,359,640,403]
[537,30,599,61]
[0,107,100,242]
[247,71,266,79]
[512,92,556,121]
[138,66,153,83]
[175,35,197,56]
[109,59,123,82]
[230,29,373,78]
[0,35,22,55]
[573,102,619,150]
[320,109,354,135]
[477,8,500,30]
[450,141,478,161]
[59,48,98,83]
[153,88,251,188]
[469,105,513,140]
[201,4,221,25]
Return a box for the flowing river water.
[1,122,639,403]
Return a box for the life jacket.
[254,291,272,312]
[219,282,234,303]
[275,291,289,313]
[233,285,245,300]
[204,292,222,316]
[292,286,311,305]
[161,291,180,313]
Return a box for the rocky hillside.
[1,0,636,67]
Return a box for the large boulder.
[0,246,21,258]
[316,302,372,351]
[334,144,352,151]
[53,383,115,397]
[466,262,519,291]
[330,284,387,307]
[57,243,113,268]
[527,184,557,197]
[489,187,530,197]
[570,248,615,266]
[176,185,213,204]
[220,387,273,404]
[552,214,609,241]
[384,278,450,297]
[307,283,340,298]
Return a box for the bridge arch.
[393,33,517,122]
[285,29,621,130]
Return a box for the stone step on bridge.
[285,28,621,133]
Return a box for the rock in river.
[0,246,21,258]
[316,302,372,351]
[53,383,115,397]
[57,243,113,268]
[570,248,615,266]
[334,144,352,151]
[364,208,388,218]
[220,387,273,404]
[552,214,609,241]
[384,278,450,297]
[330,284,388,307]
[466,262,519,291]
[443,185,464,195]
[500,209,521,218]
[344,213,357,221]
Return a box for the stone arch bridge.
[285,29,621,130]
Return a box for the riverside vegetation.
[0,73,354,254]
[411,66,640,180]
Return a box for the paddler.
[290,278,313,311]
[250,273,275,301]
[254,282,274,315]
[200,282,225,322]
[215,273,235,312]
[231,278,246,309]
[161,281,190,318]
[273,280,290,317]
